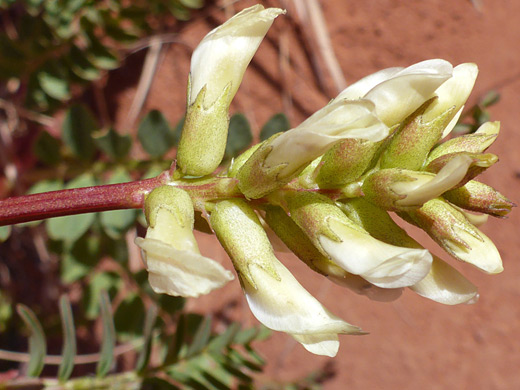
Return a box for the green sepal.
[144,186,194,230]
[361,168,424,211]
[315,138,381,188]
[210,200,280,289]
[284,192,365,257]
[263,205,345,278]
[379,97,455,170]
[399,198,483,256]
[177,76,232,176]
[426,121,499,164]
[236,133,287,199]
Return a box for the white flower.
[243,253,363,357]
[265,99,388,180]
[137,187,233,298]
[136,236,234,298]
[189,5,284,108]
[336,59,454,126]
[318,217,432,288]
[210,199,363,357]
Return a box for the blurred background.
[0,0,519,389]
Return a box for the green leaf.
[58,295,77,382]
[138,110,175,158]
[100,170,136,238]
[0,226,11,242]
[260,113,290,141]
[225,113,252,159]
[208,322,240,352]
[34,130,61,165]
[62,104,98,161]
[186,316,212,358]
[96,291,116,378]
[87,40,119,70]
[37,63,70,100]
[69,46,101,81]
[179,0,204,9]
[94,127,132,160]
[16,304,46,377]
[480,90,500,107]
[46,174,97,241]
[136,304,158,372]
[60,236,100,283]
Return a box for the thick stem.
[0,172,171,226]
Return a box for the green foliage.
[225,113,253,159]
[260,113,291,141]
[0,0,205,111]
[62,104,99,161]
[138,110,177,158]
[58,295,77,382]
[16,304,47,377]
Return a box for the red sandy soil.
[109,1,520,389]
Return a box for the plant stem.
[0,172,171,226]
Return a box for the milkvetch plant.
[0,4,514,359]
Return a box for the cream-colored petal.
[328,274,403,302]
[190,5,284,106]
[365,59,453,126]
[136,237,234,298]
[423,63,478,124]
[265,99,388,178]
[410,256,478,305]
[335,67,403,100]
[394,154,473,207]
[319,218,432,288]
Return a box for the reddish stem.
[0,172,171,226]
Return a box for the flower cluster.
[136,5,513,357]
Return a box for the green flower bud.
[443,180,515,217]
[315,138,381,188]
[401,198,503,274]
[427,121,499,164]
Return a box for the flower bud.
[315,138,381,188]
[135,186,233,297]
[177,5,284,176]
[210,199,363,357]
[443,180,515,217]
[339,198,478,305]
[237,99,388,198]
[285,192,432,288]
[427,121,500,163]
[263,205,402,301]
[402,198,503,274]
[363,154,473,210]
